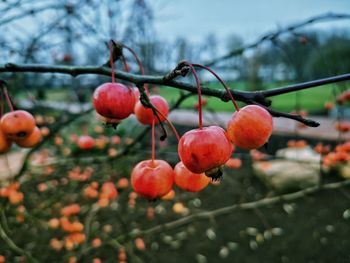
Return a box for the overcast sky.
[151,0,350,43]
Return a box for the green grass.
[159,82,336,113]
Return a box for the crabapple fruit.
[134,95,169,125]
[93,83,135,120]
[0,110,36,140]
[227,105,273,150]
[174,162,210,192]
[178,126,233,180]
[131,159,174,199]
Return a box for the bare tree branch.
[205,12,350,66]
[1,63,349,127]
[121,179,350,241]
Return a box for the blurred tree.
[306,33,350,79]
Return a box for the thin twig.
[116,179,350,241]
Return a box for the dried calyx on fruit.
[177,62,233,180]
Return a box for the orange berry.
[102,224,112,234]
[118,248,127,261]
[8,191,24,205]
[91,181,99,189]
[35,115,45,125]
[97,198,109,207]
[324,102,334,110]
[92,238,102,248]
[225,158,242,169]
[173,202,187,214]
[54,136,64,146]
[101,182,118,199]
[16,214,25,222]
[108,148,118,157]
[110,135,121,145]
[0,110,36,140]
[40,126,50,136]
[37,183,48,192]
[161,189,175,201]
[83,186,99,199]
[48,218,60,229]
[117,178,129,189]
[60,204,80,217]
[67,256,76,263]
[94,125,104,134]
[135,237,145,250]
[146,207,155,220]
[50,238,63,251]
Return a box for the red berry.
[324,102,334,110]
[93,83,135,120]
[178,126,233,180]
[0,110,36,140]
[227,105,273,150]
[131,159,174,199]
[174,162,210,192]
[134,95,169,125]
[334,122,350,133]
[63,53,73,62]
[77,136,95,150]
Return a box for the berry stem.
[109,40,115,83]
[2,86,14,112]
[121,44,149,94]
[154,107,180,141]
[182,62,203,129]
[193,64,240,112]
[121,55,130,73]
[151,117,155,164]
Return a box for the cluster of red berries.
[0,110,42,153]
[92,44,274,200]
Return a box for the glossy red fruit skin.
[0,110,36,140]
[77,136,95,150]
[134,95,169,125]
[131,159,174,199]
[174,162,210,192]
[93,83,135,119]
[15,126,42,148]
[0,128,12,153]
[227,105,273,150]
[178,126,233,174]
